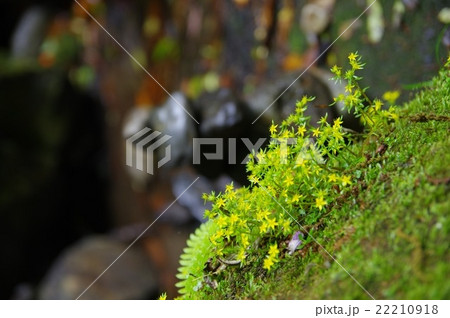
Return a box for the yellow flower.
[226,190,236,200]
[297,125,306,136]
[216,247,224,257]
[315,196,327,211]
[382,90,400,104]
[331,65,342,77]
[281,219,291,234]
[348,52,358,62]
[373,99,383,111]
[333,117,343,128]
[350,60,363,70]
[259,221,268,234]
[216,216,228,227]
[204,209,216,219]
[241,233,250,247]
[249,174,259,184]
[284,174,294,187]
[257,151,266,163]
[328,173,338,183]
[256,209,270,221]
[158,293,167,300]
[263,257,275,271]
[345,83,354,93]
[237,248,246,262]
[290,193,302,204]
[280,130,291,139]
[229,213,239,224]
[267,217,278,230]
[225,183,234,193]
[332,127,344,141]
[210,233,221,246]
[312,127,321,137]
[216,197,225,208]
[268,243,279,258]
[389,111,399,121]
[341,175,352,186]
[269,123,278,135]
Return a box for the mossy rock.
[176,61,449,299]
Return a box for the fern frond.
[176,221,218,299]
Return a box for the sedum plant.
[176,52,400,299]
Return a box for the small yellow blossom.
[333,118,343,128]
[373,99,383,111]
[315,196,327,211]
[249,174,259,184]
[267,217,278,230]
[331,65,342,77]
[328,173,338,183]
[225,183,234,193]
[158,293,167,300]
[281,219,291,233]
[216,197,225,208]
[210,229,225,246]
[216,216,228,227]
[256,209,270,221]
[297,125,306,136]
[341,175,352,186]
[280,130,291,139]
[259,222,268,234]
[241,233,250,247]
[290,193,302,204]
[348,52,358,62]
[263,257,275,271]
[269,123,278,135]
[237,248,246,262]
[216,247,224,257]
[268,243,279,257]
[312,127,321,137]
[226,190,236,200]
[389,111,399,121]
[284,174,294,187]
[345,83,354,93]
[229,213,239,224]
[382,90,400,104]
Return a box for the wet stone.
[38,236,158,300]
[197,88,245,138]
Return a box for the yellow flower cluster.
[263,243,280,271]
[201,52,401,274]
[382,90,400,104]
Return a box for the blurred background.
[0,0,448,299]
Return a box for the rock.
[38,236,158,300]
[244,68,361,131]
[148,92,197,167]
[197,88,245,138]
[244,73,299,125]
[123,92,197,190]
[244,71,331,126]
[171,167,214,223]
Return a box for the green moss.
[177,59,449,299]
